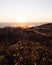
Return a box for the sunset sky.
[0,0,52,23]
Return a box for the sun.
[15,17,28,27]
[16,17,26,23]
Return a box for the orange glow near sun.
[15,16,28,27]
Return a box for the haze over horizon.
[0,0,52,24]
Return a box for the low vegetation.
[0,23,52,65]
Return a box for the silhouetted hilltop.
[39,23,52,29]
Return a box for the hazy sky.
[0,0,52,23]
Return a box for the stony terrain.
[0,23,52,65]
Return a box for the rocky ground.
[0,23,52,65]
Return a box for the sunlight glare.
[16,17,26,23]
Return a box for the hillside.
[0,23,52,65]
